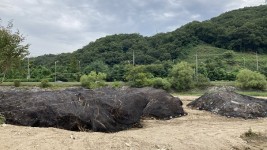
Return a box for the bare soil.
[0,96,266,150]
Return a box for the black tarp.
[0,87,186,132]
[187,91,267,119]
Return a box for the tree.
[0,20,29,82]
[169,62,194,91]
[125,65,153,87]
[83,61,109,74]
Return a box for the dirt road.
[0,96,266,150]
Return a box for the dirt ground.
[0,96,267,150]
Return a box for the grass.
[184,44,267,74]
[173,89,267,97]
[172,89,206,96]
[237,91,267,97]
[172,81,267,97]
[0,82,81,87]
[211,81,236,87]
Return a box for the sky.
[0,0,265,56]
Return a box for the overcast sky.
[0,0,265,56]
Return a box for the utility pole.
[78,60,81,72]
[256,52,259,71]
[133,49,135,66]
[27,57,30,80]
[55,61,58,82]
[195,53,198,82]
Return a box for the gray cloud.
[0,0,265,56]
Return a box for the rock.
[187,91,267,119]
[0,87,186,132]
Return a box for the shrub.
[244,128,258,137]
[111,81,124,88]
[39,79,51,88]
[150,77,171,91]
[80,71,107,89]
[80,75,90,87]
[169,62,195,91]
[236,69,267,90]
[13,79,21,87]
[223,50,235,59]
[195,74,210,88]
[0,115,5,125]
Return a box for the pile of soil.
[187,91,267,119]
[0,87,185,132]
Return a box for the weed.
[0,115,5,125]
[13,79,21,87]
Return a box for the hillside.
[13,5,265,82]
[31,5,267,68]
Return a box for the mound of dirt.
[187,91,267,119]
[0,87,185,132]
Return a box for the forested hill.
[33,5,267,67]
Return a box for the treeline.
[2,5,267,90]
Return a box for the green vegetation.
[0,115,5,125]
[0,20,29,82]
[13,79,21,87]
[236,69,267,90]
[39,79,52,88]
[1,6,267,93]
[80,71,107,89]
[150,77,171,91]
[169,62,195,91]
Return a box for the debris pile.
[187,91,267,119]
[0,87,185,132]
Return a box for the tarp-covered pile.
[187,91,267,119]
[0,87,185,132]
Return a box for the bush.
[150,77,171,91]
[13,79,21,87]
[195,74,210,88]
[0,115,5,125]
[80,71,107,89]
[236,69,267,90]
[39,79,51,88]
[111,81,124,88]
[169,62,195,91]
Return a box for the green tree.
[125,65,153,87]
[0,20,29,82]
[236,69,267,90]
[84,61,109,74]
[80,71,107,89]
[108,64,128,81]
[169,62,194,91]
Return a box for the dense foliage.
[80,71,107,89]
[0,20,29,82]
[236,69,267,90]
[193,6,267,53]
[169,62,195,91]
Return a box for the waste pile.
[0,87,185,132]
